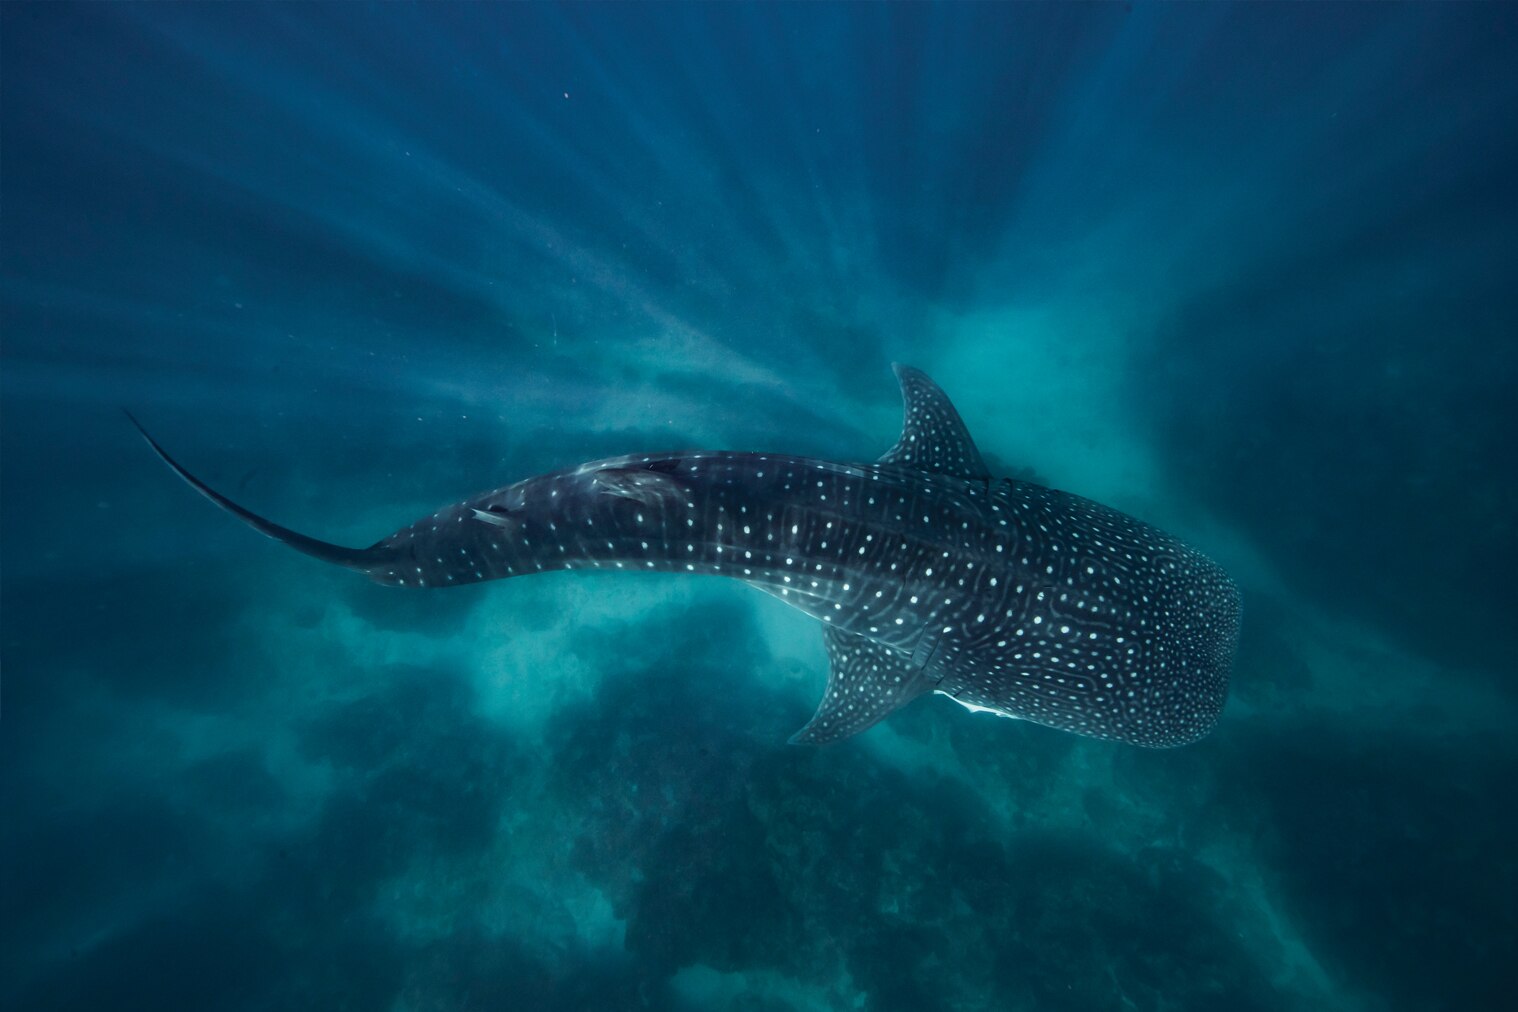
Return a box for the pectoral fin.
[789,627,936,744]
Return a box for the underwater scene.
[3,4,1515,1010]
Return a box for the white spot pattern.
[346,367,1238,747]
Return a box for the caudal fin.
[126,411,385,573]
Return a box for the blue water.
[4,4,1516,1010]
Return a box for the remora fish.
[133,365,1239,746]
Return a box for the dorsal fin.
[878,364,990,481]
[789,627,936,744]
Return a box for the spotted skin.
[133,366,1240,747]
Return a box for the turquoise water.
[3,4,1515,1010]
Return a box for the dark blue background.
[4,4,1515,1010]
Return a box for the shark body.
[135,365,1240,746]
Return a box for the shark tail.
[126,411,390,574]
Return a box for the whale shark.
[132,365,1240,747]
